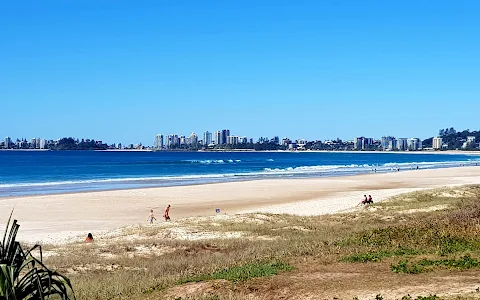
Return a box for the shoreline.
[2,152,480,198]
[1,166,480,244]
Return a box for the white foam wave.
[1,160,478,190]
[185,159,241,164]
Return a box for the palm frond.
[0,216,75,300]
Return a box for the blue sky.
[1,1,479,145]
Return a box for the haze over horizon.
[1,1,479,145]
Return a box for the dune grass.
[41,185,480,300]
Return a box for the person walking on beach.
[147,209,157,224]
[163,204,171,221]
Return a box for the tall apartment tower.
[215,131,222,145]
[203,131,212,145]
[4,136,11,149]
[432,137,443,150]
[397,138,408,151]
[190,132,198,145]
[154,134,163,150]
[221,129,230,145]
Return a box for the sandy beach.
[1,166,480,244]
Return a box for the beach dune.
[1,166,480,244]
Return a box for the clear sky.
[1,1,479,145]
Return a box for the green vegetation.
[391,255,480,274]
[341,247,420,263]
[49,137,108,150]
[178,261,293,284]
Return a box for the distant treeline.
[47,138,108,150]
[423,128,480,150]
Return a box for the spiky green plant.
[0,212,74,299]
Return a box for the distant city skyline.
[2,127,479,151]
[2,1,480,144]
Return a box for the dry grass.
[41,185,480,300]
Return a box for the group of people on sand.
[147,204,171,224]
[84,205,171,243]
[359,194,373,205]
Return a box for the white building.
[190,132,198,145]
[462,136,476,149]
[432,137,443,150]
[39,139,46,149]
[154,134,163,150]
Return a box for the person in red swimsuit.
[163,204,171,221]
[85,233,94,243]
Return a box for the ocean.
[0,150,479,197]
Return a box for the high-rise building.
[381,136,396,150]
[179,135,186,145]
[154,134,163,150]
[4,137,11,149]
[190,132,198,145]
[35,138,41,149]
[39,139,46,149]
[354,137,364,150]
[227,136,239,145]
[397,138,408,151]
[407,138,422,150]
[432,137,443,150]
[214,131,222,145]
[354,137,373,150]
[388,139,397,151]
[167,134,180,148]
[221,129,230,145]
[203,131,212,146]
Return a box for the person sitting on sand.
[85,233,94,243]
[367,195,373,204]
[163,204,171,221]
[359,195,368,206]
[147,209,157,224]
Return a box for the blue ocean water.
[0,151,479,197]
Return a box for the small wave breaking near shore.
[1,157,479,197]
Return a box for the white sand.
[1,166,480,244]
